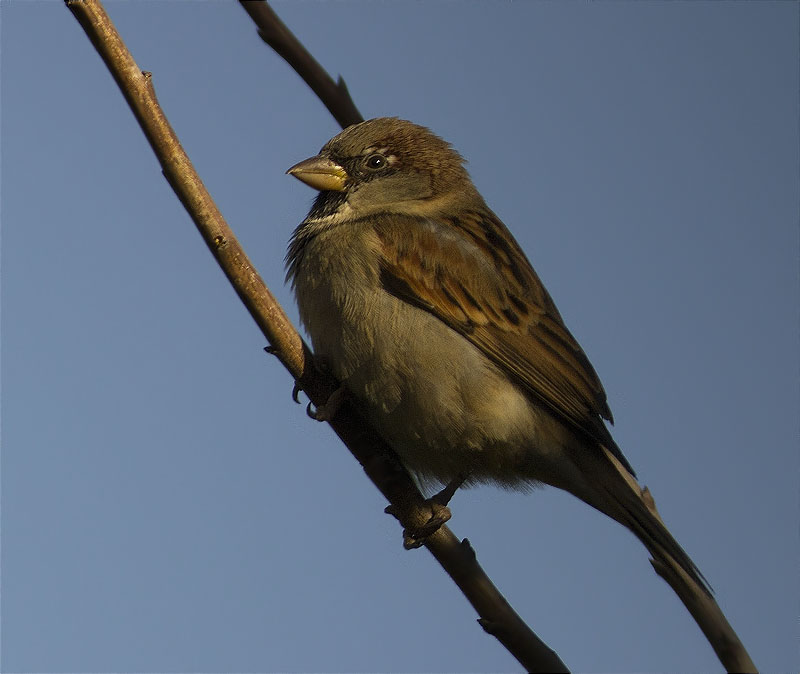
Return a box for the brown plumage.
[286,117,708,595]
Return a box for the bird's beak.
[286,155,348,192]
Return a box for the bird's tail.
[565,445,758,671]
[583,445,712,596]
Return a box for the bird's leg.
[403,474,467,549]
[430,474,467,508]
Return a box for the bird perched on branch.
[285,116,707,594]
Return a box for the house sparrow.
[286,117,707,593]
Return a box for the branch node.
[477,618,499,635]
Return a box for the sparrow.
[285,117,708,594]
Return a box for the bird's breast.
[290,221,384,379]
[290,221,553,488]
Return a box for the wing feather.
[374,210,635,475]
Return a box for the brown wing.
[375,210,635,475]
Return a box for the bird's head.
[287,117,481,220]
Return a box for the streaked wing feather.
[375,210,635,475]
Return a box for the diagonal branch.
[64,0,568,671]
[239,0,363,128]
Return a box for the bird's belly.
[297,268,554,489]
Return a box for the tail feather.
[559,444,758,671]
[610,479,712,596]
[591,445,712,597]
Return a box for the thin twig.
[64,1,568,671]
[239,0,363,128]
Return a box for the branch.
[64,1,567,671]
[239,0,363,128]
[641,487,757,672]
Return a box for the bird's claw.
[306,385,346,422]
[291,382,302,404]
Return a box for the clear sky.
[2,2,797,672]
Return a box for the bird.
[285,116,708,594]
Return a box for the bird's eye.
[364,153,387,170]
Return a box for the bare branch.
[64,0,567,671]
[642,488,757,672]
[239,0,363,128]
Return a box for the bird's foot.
[402,501,452,549]
[401,475,467,549]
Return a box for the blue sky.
[2,2,798,672]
